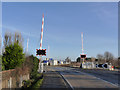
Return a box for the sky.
[2,2,118,61]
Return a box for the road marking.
[75,70,119,87]
[49,67,119,88]
[59,72,74,90]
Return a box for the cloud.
[92,3,117,20]
[2,25,40,39]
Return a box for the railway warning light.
[80,54,86,58]
[36,49,46,56]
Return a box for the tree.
[3,32,12,47]
[65,57,71,63]
[14,32,23,46]
[0,34,2,69]
[97,54,104,64]
[2,43,25,70]
[24,55,39,79]
[118,57,120,68]
[76,57,80,62]
[104,51,114,64]
[0,33,2,51]
[91,57,96,62]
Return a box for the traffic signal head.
[36,49,46,56]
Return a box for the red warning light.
[36,49,46,56]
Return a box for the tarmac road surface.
[46,66,119,89]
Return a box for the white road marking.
[50,67,119,88]
[75,70,119,87]
[60,72,74,90]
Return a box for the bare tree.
[104,51,114,64]
[97,54,104,64]
[14,32,23,47]
[118,57,120,68]
[111,58,118,67]
[65,57,71,63]
[3,32,12,47]
[3,31,23,50]
[91,57,96,62]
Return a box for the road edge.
[58,71,74,90]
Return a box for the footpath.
[40,70,71,89]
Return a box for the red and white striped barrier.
[40,14,44,49]
[38,14,44,73]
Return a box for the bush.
[27,55,39,79]
[2,43,25,70]
[22,80,32,88]
[22,73,43,88]
[32,78,43,88]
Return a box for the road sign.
[80,54,86,58]
[36,49,46,56]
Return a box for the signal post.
[36,14,46,73]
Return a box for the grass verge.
[22,73,43,89]
[32,78,43,88]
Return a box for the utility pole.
[26,38,29,55]
[27,38,29,53]
[48,45,49,59]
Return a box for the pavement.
[40,67,71,89]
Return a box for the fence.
[0,68,30,89]
[82,62,95,69]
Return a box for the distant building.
[63,61,71,64]
[65,57,71,64]
[82,62,96,69]
[51,60,58,65]
[76,57,96,63]
[57,60,64,65]
[60,61,64,64]
[47,58,58,66]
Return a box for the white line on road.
[60,72,74,90]
[49,67,119,88]
[75,70,119,87]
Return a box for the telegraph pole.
[26,38,29,55]
[26,38,29,53]
[48,45,49,59]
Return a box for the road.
[45,66,119,89]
